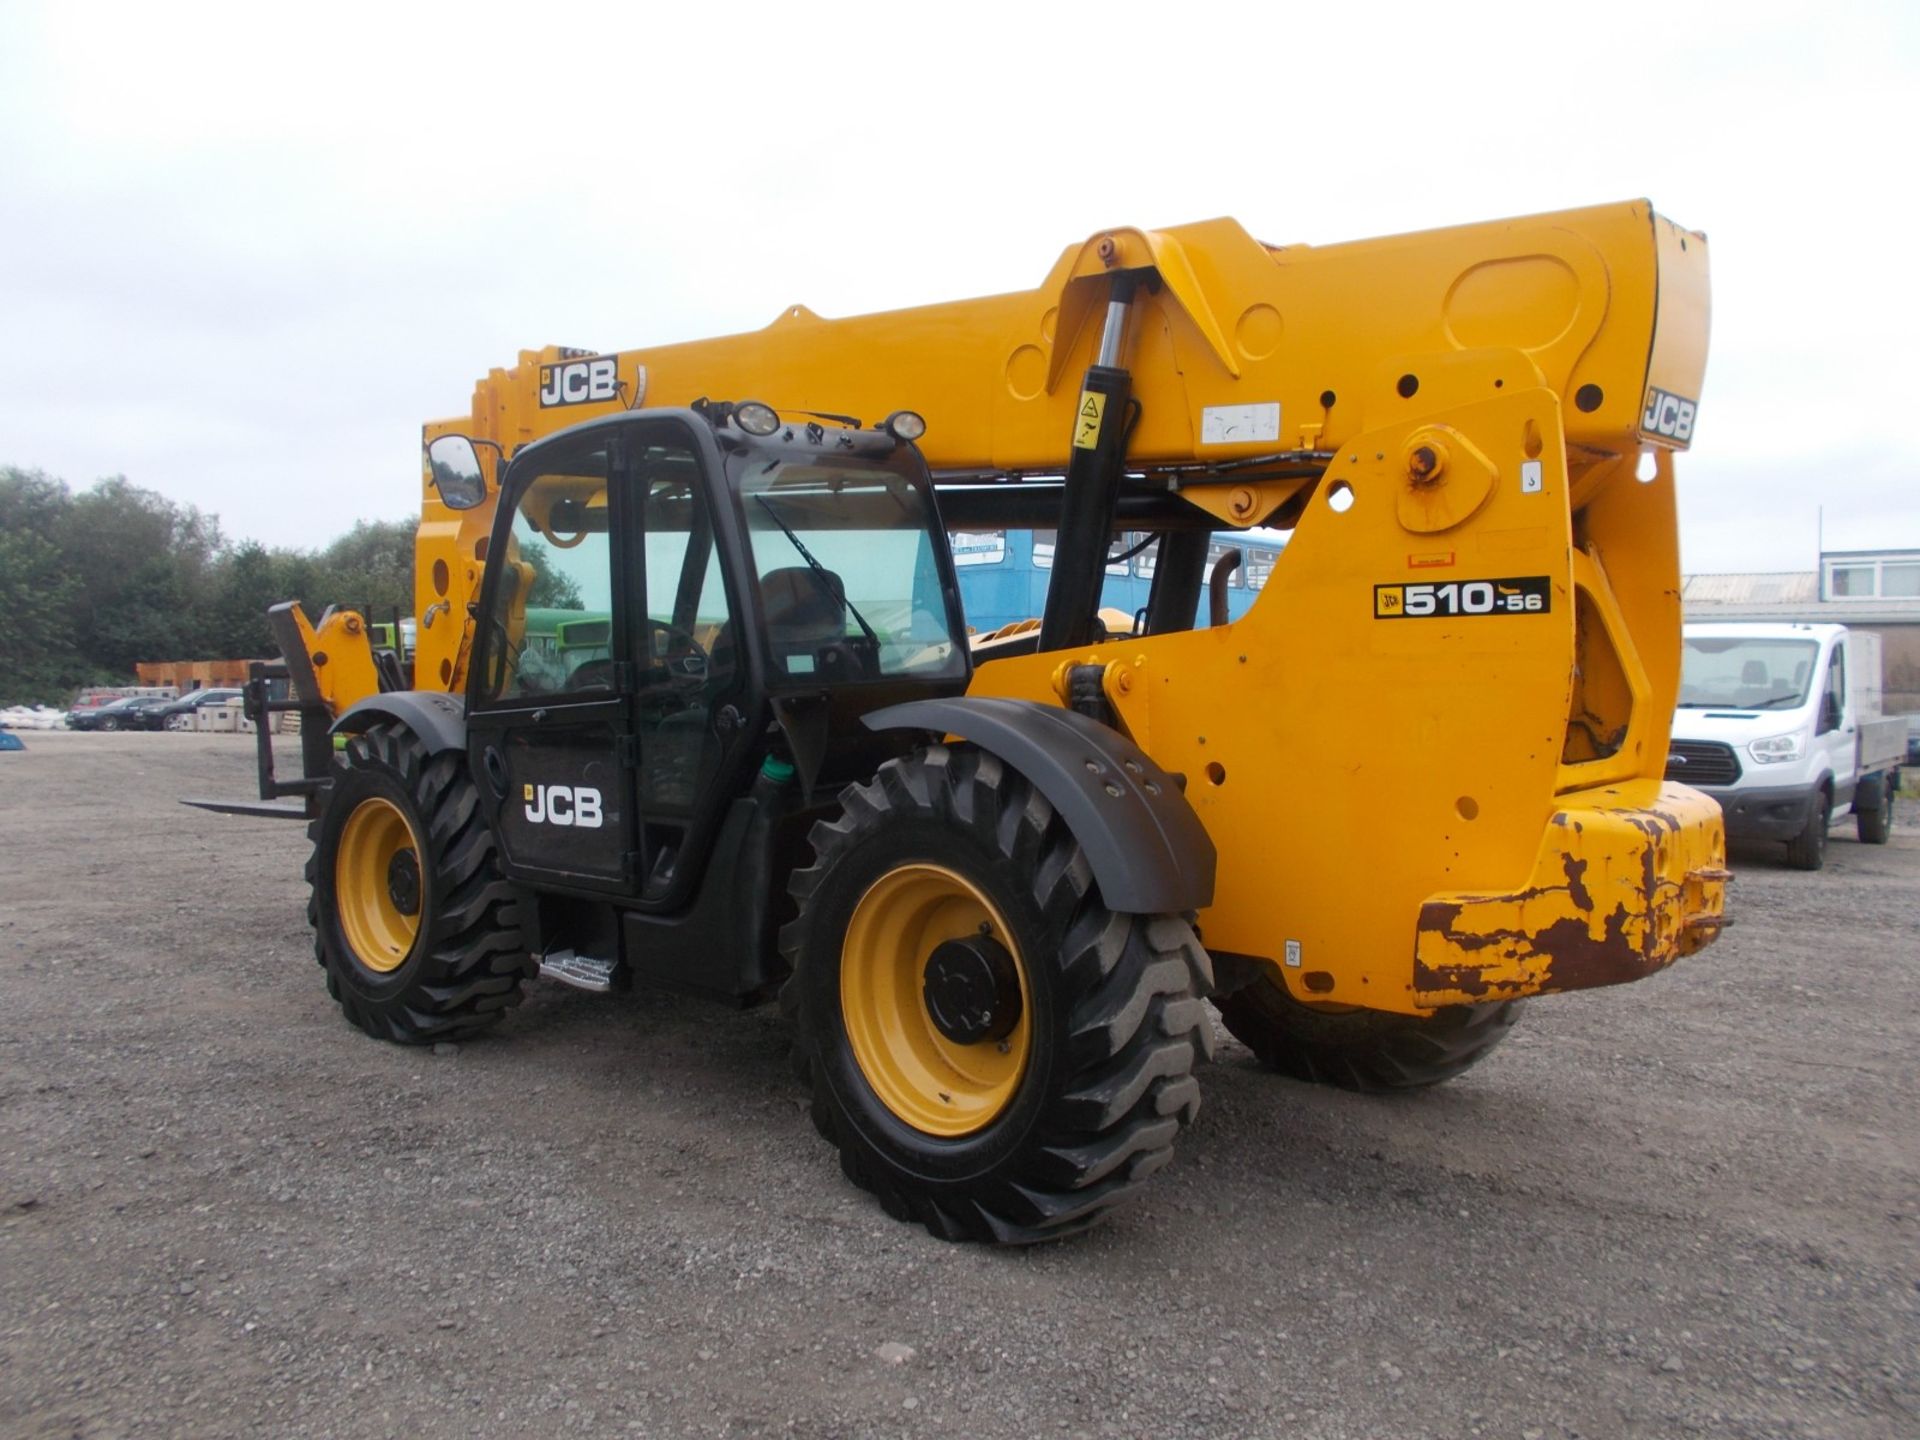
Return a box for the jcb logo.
[1640,386,1698,443]
[523,783,604,828]
[539,357,618,408]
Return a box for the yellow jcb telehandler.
[196,200,1727,1242]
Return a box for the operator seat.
[759,566,850,643]
[758,565,868,684]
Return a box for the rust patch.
[1302,970,1336,994]
[1416,899,1655,1003]
[1537,905,1651,993]
[1450,927,1533,954]
[1412,958,1494,998]
[1561,853,1593,911]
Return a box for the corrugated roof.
[1681,571,1819,605]
[1681,569,1920,624]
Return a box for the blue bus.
[948,527,1286,636]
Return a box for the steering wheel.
[563,624,709,695]
[649,620,710,679]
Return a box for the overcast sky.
[3,1,1915,574]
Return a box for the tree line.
[0,466,415,705]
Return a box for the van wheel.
[782,744,1213,1244]
[1785,790,1830,871]
[308,722,527,1042]
[1216,978,1522,1092]
[1855,783,1894,845]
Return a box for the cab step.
[537,950,619,994]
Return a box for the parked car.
[69,686,173,713]
[152,688,245,731]
[1906,715,1920,767]
[67,695,174,732]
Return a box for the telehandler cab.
[198,201,1729,1242]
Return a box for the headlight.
[1748,732,1803,764]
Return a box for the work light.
[735,401,781,436]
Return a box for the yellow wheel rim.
[334,796,424,974]
[840,864,1032,1138]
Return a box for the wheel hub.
[839,863,1034,1137]
[923,935,1021,1045]
[333,796,424,974]
[386,849,422,916]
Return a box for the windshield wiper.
[752,494,883,652]
[1679,692,1804,710]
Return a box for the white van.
[1669,622,1904,869]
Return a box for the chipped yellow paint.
[1412,781,1728,1007]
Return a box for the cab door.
[465,428,639,892]
[627,436,755,904]
[1815,636,1856,805]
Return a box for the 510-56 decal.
[1374,576,1551,619]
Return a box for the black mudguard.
[333,691,468,755]
[862,697,1215,915]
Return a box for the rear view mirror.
[427,435,488,510]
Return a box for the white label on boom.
[1200,402,1280,446]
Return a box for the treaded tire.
[1855,786,1893,845]
[308,721,527,1043]
[781,744,1213,1244]
[1784,789,1830,871]
[1216,979,1522,1092]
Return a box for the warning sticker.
[1200,401,1281,446]
[1073,390,1106,450]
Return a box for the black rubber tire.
[1216,979,1523,1092]
[781,744,1214,1244]
[1855,786,1893,845]
[1784,789,1831,871]
[98,716,120,732]
[307,721,527,1043]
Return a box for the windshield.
[1680,636,1821,709]
[730,448,964,684]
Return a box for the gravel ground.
[1,730,1916,1440]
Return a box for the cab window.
[479,444,615,702]
[732,451,964,685]
[1819,647,1846,733]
